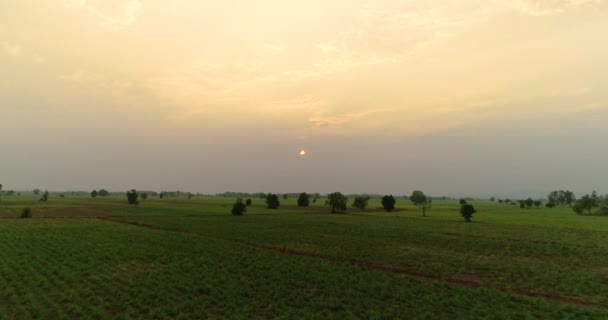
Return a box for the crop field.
[1,195,608,319]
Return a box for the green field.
[1,195,608,319]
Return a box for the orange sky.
[1,0,607,196]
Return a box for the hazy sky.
[1,0,607,197]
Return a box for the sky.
[1,0,607,198]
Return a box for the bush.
[21,207,32,219]
[231,199,247,216]
[141,193,148,200]
[352,195,370,210]
[245,198,252,206]
[460,204,476,222]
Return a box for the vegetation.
[39,190,49,202]
[231,199,247,216]
[141,193,148,200]
[297,192,310,207]
[0,194,608,318]
[127,189,139,206]
[266,194,280,209]
[460,204,476,222]
[326,192,348,213]
[381,195,396,212]
[20,207,32,219]
[410,190,429,216]
[245,198,252,206]
[91,190,97,198]
[352,195,370,210]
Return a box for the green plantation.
[1,195,608,319]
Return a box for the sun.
[299,150,306,156]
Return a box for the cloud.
[2,42,22,56]
[59,0,142,30]
[499,0,605,15]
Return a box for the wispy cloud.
[59,0,142,30]
[498,0,605,15]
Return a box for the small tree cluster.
[327,192,348,213]
[266,194,280,209]
[573,192,600,215]
[547,190,575,207]
[91,190,98,198]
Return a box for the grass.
[0,194,607,318]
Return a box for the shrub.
[21,207,32,219]
[141,193,148,200]
[245,198,252,206]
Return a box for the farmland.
[1,195,608,319]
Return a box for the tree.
[525,198,534,209]
[381,195,396,212]
[546,202,556,208]
[245,198,252,206]
[459,199,467,205]
[283,194,288,200]
[266,194,280,209]
[534,200,542,208]
[98,189,110,197]
[573,194,599,215]
[518,200,525,209]
[141,193,148,200]
[39,190,49,202]
[188,193,194,200]
[231,199,246,216]
[33,188,41,196]
[460,204,476,222]
[352,195,370,210]
[327,192,348,213]
[91,190,98,198]
[312,193,320,203]
[490,196,496,202]
[297,193,310,207]
[127,189,139,206]
[410,190,429,216]
[160,192,164,199]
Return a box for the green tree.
[381,195,396,212]
[573,194,599,215]
[534,200,542,208]
[525,198,534,209]
[245,198,252,206]
[460,204,476,223]
[459,199,467,205]
[91,190,98,198]
[283,194,288,200]
[33,188,41,196]
[98,189,110,197]
[327,192,348,213]
[410,190,429,216]
[297,192,310,207]
[231,198,247,216]
[127,189,139,206]
[266,194,280,209]
[352,195,370,210]
[141,193,148,200]
[39,190,49,202]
